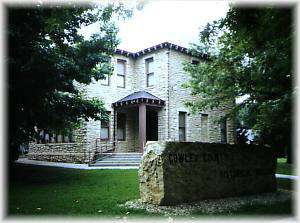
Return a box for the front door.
[146,110,158,141]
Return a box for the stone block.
[139,141,277,205]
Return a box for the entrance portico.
[112,91,165,153]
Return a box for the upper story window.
[145,57,154,87]
[101,74,110,86]
[117,59,126,88]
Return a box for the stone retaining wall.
[28,143,87,163]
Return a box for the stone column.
[113,109,117,152]
[139,104,146,153]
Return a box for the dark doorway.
[146,110,158,141]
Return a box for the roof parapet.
[115,42,207,60]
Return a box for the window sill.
[146,85,155,89]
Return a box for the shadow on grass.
[8,164,141,216]
[7,163,294,218]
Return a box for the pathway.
[15,158,299,180]
[15,158,139,170]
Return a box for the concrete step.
[96,155,142,159]
[103,153,142,155]
[95,153,142,166]
[101,159,141,163]
[103,155,142,159]
[108,156,141,159]
[93,152,143,166]
[99,154,142,159]
[109,155,142,159]
[95,158,141,162]
[95,162,140,165]
[89,162,140,167]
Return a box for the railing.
[88,138,142,165]
[88,139,116,165]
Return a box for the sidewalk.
[15,158,298,180]
[15,158,139,170]
[275,174,298,180]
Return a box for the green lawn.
[8,164,294,218]
[277,158,295,175]
[8,164,147,217]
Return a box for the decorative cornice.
[115,42,207,60]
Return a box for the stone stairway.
[90,153,143,167]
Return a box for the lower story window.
[201,114,208,142]
[100,127,109,140]
[179,112,186,141]
[220,117,227,143]
[100,112,110,140]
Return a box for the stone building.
[28,42,236,163]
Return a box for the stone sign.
[139,141,277,205]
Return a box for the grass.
[229,179,294,216]
[276,158,295,175]
[8,164,294,218]
[8,164,145,217]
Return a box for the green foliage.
[8,3,130,161]
[277,158,294,175]
[183,6,294,160]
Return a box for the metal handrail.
[89,138,116,164]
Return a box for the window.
[191,59,199,65]
[117,113,126,141]
[100,58,111,86]
[179,112,186,141]
[201,114,208,142]
[117,59,126,88]
[101,74,110,86]
[146,57,154,87]
[220,117,227,143]
[100,112,111,140]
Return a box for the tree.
[8,3,131,162]
[183,6,294,163]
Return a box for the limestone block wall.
[28,143,86,163]
[168,50,236,144]
[84,54,138,153]
[125,110,139,152]
[134,49,169,100]
[157,108,167,141]
[29,46,237,164]
[28,127,88,163]
[133,49,169,142]
[78,48,236,156]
